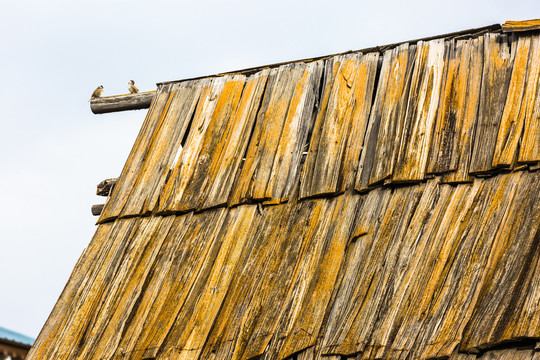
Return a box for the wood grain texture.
[362,44,415,189]
[392,39,446,182]
[199,71,270,209]
[440,36,484,184]
[132,209,228,360]
[469,33,515,174]
[460,172,540,351]
[299,53,378,198]
[157,77,226,213]
[274,194,360,359]
[518,35,540,164]
[198,201,297,360]
[120,82,203,217]
[173,75,247,212]
[258,61,323,203]
[157,206,259,360]
[428,37,484,181]
[229,62,321,205]
[493,35,540,168]
[31,171,540,360]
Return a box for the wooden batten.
[90,91,155,114]
[502,19,540,33]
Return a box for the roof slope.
[0,326,34,347]
[28,24,540,360]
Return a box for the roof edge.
[157,23,501,86]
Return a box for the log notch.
[96,178,118,196]
[92,178,118,216]
[90,91,155,114]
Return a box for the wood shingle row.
[29,171,540,359]
[98,31,539,223]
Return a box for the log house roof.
[29,19,540,360]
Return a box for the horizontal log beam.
[91,204,104,216]
[90,91,155,114]
[97,178,118,196]
[502,19,540,32]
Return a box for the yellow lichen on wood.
[441,36,484,184]
[492,35,539,168]
[502,19,540,32]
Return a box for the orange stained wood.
[229,64,307,204]
[338,52,380,192]
[137,209,228,360]
[299,58,343,198]
[202,70,269,209]
[441,36,484,184]
[493,35,538,168]
[278,194,360,359]
[428,39,466,174]
[249,65,306,201]
[263,61,323,201]
[300,55,362,197]
[518,35,540,164]
[158,206,258,360]
[176,76,246,212]
[121,84,202,217]
[469,33,514,174]
[367,43,412,186]
[502,19,540,32]
[113,213,194,358]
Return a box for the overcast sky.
[0,0,538,339]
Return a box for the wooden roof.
[28,22,540,360]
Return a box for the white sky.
[0,0,538,339]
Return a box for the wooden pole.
[90,91,155,114]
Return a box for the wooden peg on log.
[90,91,155,114]
[91,204,104,216]
[96,178,118,196]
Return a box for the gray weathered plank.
[392,39,446,182]
[157,77,227,213]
